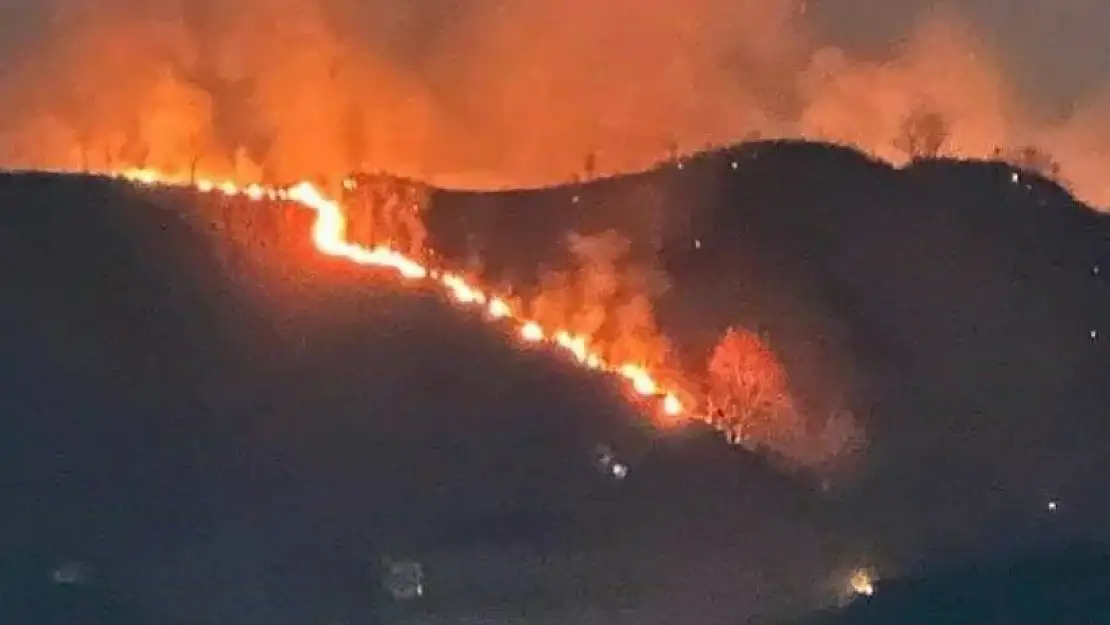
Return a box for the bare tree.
[706,327,799,447]
[666,140,679,162]
[401,183,429,258]
[583,151,597,181]
[895,109,948,160]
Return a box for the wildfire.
[116,168,693,427]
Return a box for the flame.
[116,168,693,426]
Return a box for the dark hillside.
[4,137,1110,622]
[0,171,835,624]
[427,140,1110,561]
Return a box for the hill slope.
[3,139,1110,622]
[426,141,1110,558]
[0,170,838,624]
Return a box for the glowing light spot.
[487,298,512,319]
[520,322,544,342]
[130,169,158,185]
[849,569,875,597]
[555,331,590,363]
[619,364,657,396]
[611,462,629,479]
[662,393,683,416]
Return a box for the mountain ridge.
[2,138,1108,623]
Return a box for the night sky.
[809,0,1110,105]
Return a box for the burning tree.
[706,327,799,449]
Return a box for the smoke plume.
[529,229,674,371]
[3,0,1110,205]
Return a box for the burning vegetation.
[113,165,864,471]
[24,0,1095,472]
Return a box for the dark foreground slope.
[428,141,1110,559]
[0,172,845,624]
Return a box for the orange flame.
[117,168,699,428]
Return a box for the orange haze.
[2,0,1110,205]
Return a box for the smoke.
[528,229,674,371]
[3,0,1110,205]
[797,12,1019,162]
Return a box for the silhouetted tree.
[666,141,679,162]
[583,151,597,180]
[895,109,948,160]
